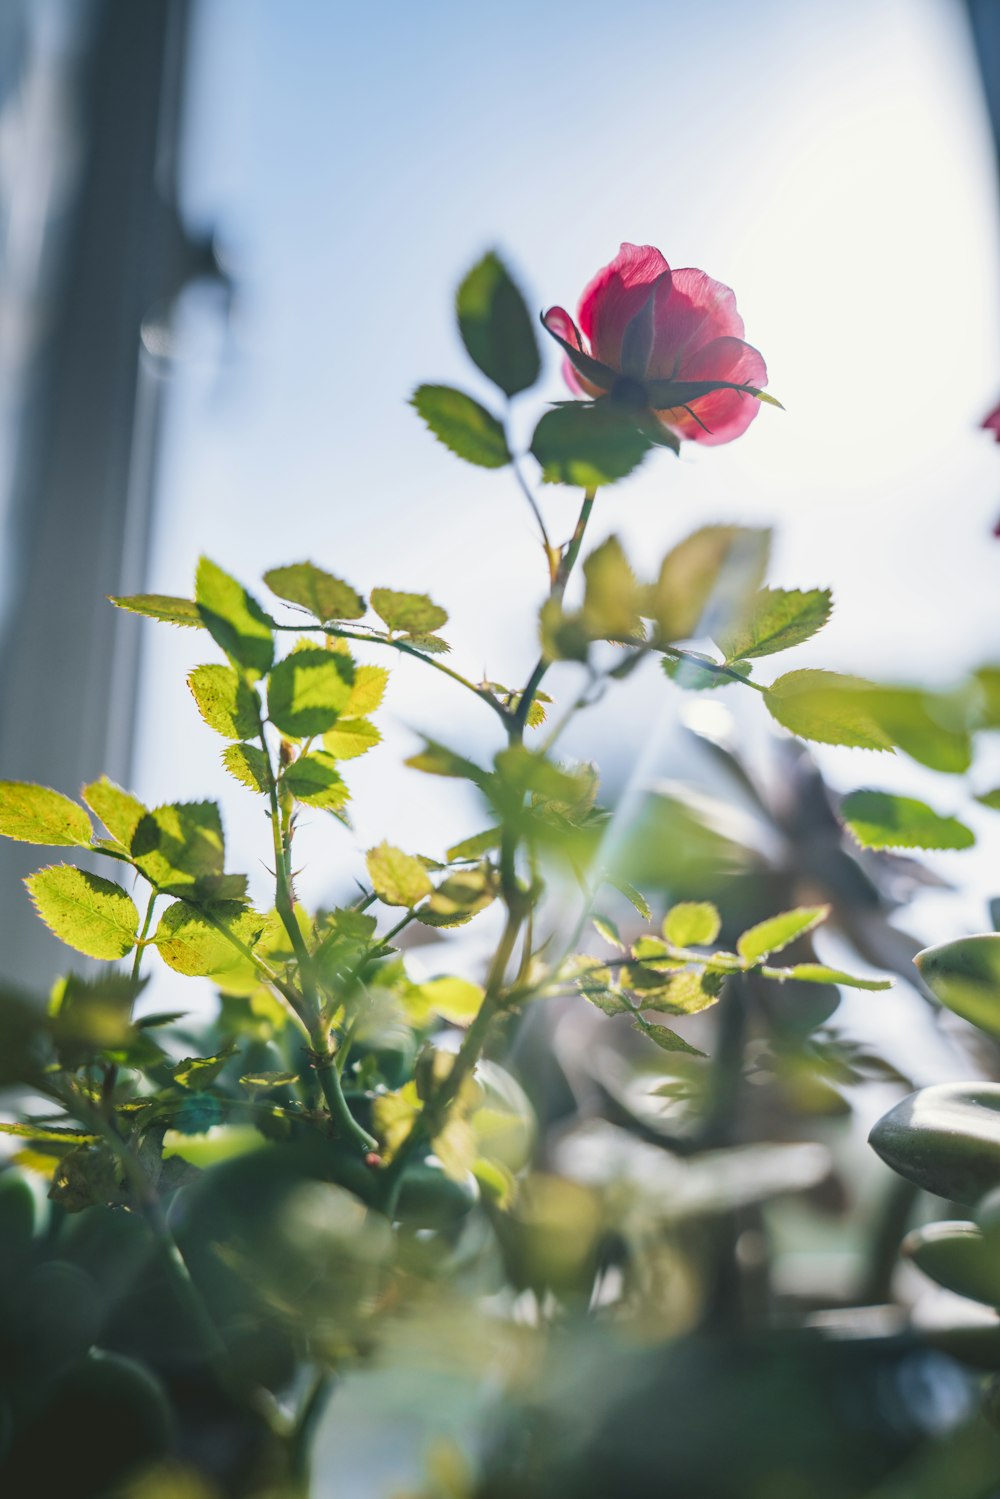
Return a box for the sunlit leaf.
[26,865,139,959]
[841,789,974,851]
[267,647,354,736]
[343,664,388,717]
[581,534,642,639]
[412,384,510,468]
[0,782,93,847]
[457,250,540,397]
[282,751,350,811]
[195,557,274,678]
[82,777,146,847]
[323,718,382,760]
[222,742,270,793]
[416,976,484,1025]
[130,801,227,897]
[737,905,829,963]
[263,561,365,622]
[649,525,771,642]
[765,670,892,752]
[715,586,832,662]
[765,962,891,991]
[370,588,448,636]
[108,593,203,628]
[188,663,260,740]
[663,901,721,947]
[152,901,264,979]
[367,842,433,907]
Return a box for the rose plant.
[1,246,1000,1496]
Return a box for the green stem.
[288,1369,336,1489]
[131,888,158,983]
[660,644,767,692]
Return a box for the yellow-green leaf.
[649,526,771,641]
[765,670,893,752]
[82,777,146,847]
[188,663,260,740]
[841,790,974,852]
[152,901,263,979]
[715,586,832,663]
[263,561,365,622]
[282,751,349,811]
[267,647,354,737]
[370,588,448,636]
[663,901,721,947]
[222,743,269,793]
[343,664,388,718]
[366,842,433,908]
[108,594,203,628]
[737,905,829,964]
[0,782,93,847]
[26,865,139,959]
[195,557,274,678]
[323,718,382,760]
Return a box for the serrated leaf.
[637,1020,706,1057]
[263,561,365,622]
[0,782,93,847]
[446,827,501,861]
[664,901,721,947]
[267,647,354,737]
[715,586,832,663]
[108,594,203,628]
[130,801,226,896]
[323,718,382,760]
[649,525,771,642]
[841,790,974,852]
[195,557,274,678]
[640,968,724,1015]
[370,588,448,636]
[188,663,260,740]
[282,751,349,811]
[153,901,263,979]
[403,632,450,653]
[222,743,270,793]
[765,670,893,752]
[412,384,510,468]
[737,905,829,964]
[593,915,624,950]
[82,777,146,847]
[344,664,388,718]
[417,868,496,928]
[530,401,651,486]
[456,250,540,397]
[0,1121,97,1144]
[606,876,651,921]
[869,687,972,774]
[582,534,642,639]
[367,842,433,907]
[661,652,751,691]
[769,962,891,992]
[26,865,139,959]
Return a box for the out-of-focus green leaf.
[263,561,365,622]
[870,687,972,774]
[367,842,433,907]
[915,934,1000,1036]
[267,647,354,737]
[26,865,139,959]
[661,652,751,691]
[417,867,496,927]
[457,250,540,397]
[870,1082,1000,1203]
[412,384,510,468]
[530,401,651,486]
[49,972,140,1057]
[415,976,484,1025]
[581,535,642,639]
[765,670,893,751]
[765,962,890,991]
[842,789,974,851]
[0,782,93,847]
[737,905,829,963]
[649,525,771,642]
[108,593,203,628]
[715,586,832,663]
[903,1220,1000,1307]
[405,738,491,787]
[664,901,721,947]
[187,663,260,740]
[195,557,274,678]
[637,1020,706,1056]
[370,588,448,636]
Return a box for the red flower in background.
[983,401,1000,443]
[543,243,771,447]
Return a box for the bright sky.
[133,0,1000,996]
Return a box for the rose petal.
[646,268,745,381]
[578,244,671,367]
[656,336,768,447]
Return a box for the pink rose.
[983,401,1000,443]
[543,243,770,447]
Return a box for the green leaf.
[405,737,491,788]
[903,1221,1000,1308]
[977,788,1000,811]
[0,1120,96,1145]
[841,790,974,852]
[456,250,540,397]
[664,901,721,947]
[649,526,771,642]
[869,687,972,774]
[417,868,496,927]
[82,777,146,847]
[737,905,829,964]
[188,664,260,740]
[240,1071,299,1092]
[267,647,354,736]
[869,1082,1000,1203]
[173,1047,236,1091]
[48,972,140,1057]
[343,664,388,717]
[222,743,270,793]
[715,586,832,663]
[417,976,485,1025]
[765,670,893,752]
[637,1020,706,1057]
[593,914,625,950]
[370,588,448,636]
[606,876,651,921]
[915,935,1000,1037]
[195,557,274,678]
[411,384,510,468]
[367,842,433,907]
[282,751,349,812]
[581,535,642,639]
[661,652,752,691]
[0,782,93,847]
[640,968,725,1015]
[323,718,382,760]
[765,962,891,991]
[130,801,226,897]
[530,401,651,486]
[446,827,501,861]
[26,865,139,959]
[263,561,365,622]
[539,598,591,663]
[108,594,204,628]
[153,901,263,979]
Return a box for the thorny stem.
[506,405,557,581]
